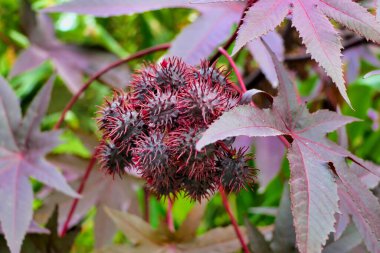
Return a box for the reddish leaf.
[323,223,363,253]
[247,31,285,87]
[11,2,130,93]
[36,154,141,249]
[271,184,296,253]
[343,45,380,83]
[166,6,241,64]
[254,137,285,190]
[233,0,380,105]
[335,158,380,253]
[43,0,245,65]
[0,77,78,253]
[196,45,380,253]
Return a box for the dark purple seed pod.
[185,156,218,182]
[133,131,170,173]
[95,56,254,200]
[141,88,179,128]
[167,127,202,165]
[192,60,235,92]
[216,148,256,193]
[153,57,188,89]
[103,105,143,145]
[177,78,230,124]
[183,170,218,202]
[96,141,134,177]
[97,90,129,132]
[130,68,156,102]
[146,170,182,199]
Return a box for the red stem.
[218,47,246,93]
[218,47,291,149]
[167,198,175,232]
[219,186,250,253]
[60,151,98,237]
[54,43,171,130]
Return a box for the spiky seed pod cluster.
[96,57,256,200]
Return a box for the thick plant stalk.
[60,151,98,236]
[218,47,247,93]
[54,43,171,130]
[219,186,250,253]
[167,198,175,232]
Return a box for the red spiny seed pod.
[185,157,218,180]
[96,141,133,177]
[95,56,254,201]
[192,60,235,92]
[167,127,203,165]
[97,90,129,132]
[133,131,170,173]
[152,58,188,89]
[130,68,156,102]
[177,78,230,125]
[216,148,256,193]
[183,170,219,202]
[141,88,179,129]
[103,105,142,144]
[146,170,182,199]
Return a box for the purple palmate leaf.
[0,221,49,235]
[254,137,285,190]
[11,2,130,93]
[231,0,380,106]
[334,158,380,253]
[247,31,284,88]
[323,223,363,253]
[344,45,380,83]
[43,0,245,65]
[196,44,380,253]
[0,77,79,253]
[36,153,141,249]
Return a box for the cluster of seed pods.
[97,57,255,200]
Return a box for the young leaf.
[233,0,380,105]
[0,77,79,253]
[196,46,380,253]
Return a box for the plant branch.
[60,151,98,237]
[167,198,175,232]
[54,43,171,130]
[219,186,250,253]
[209,0,257,64]
[218,47,246,93]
